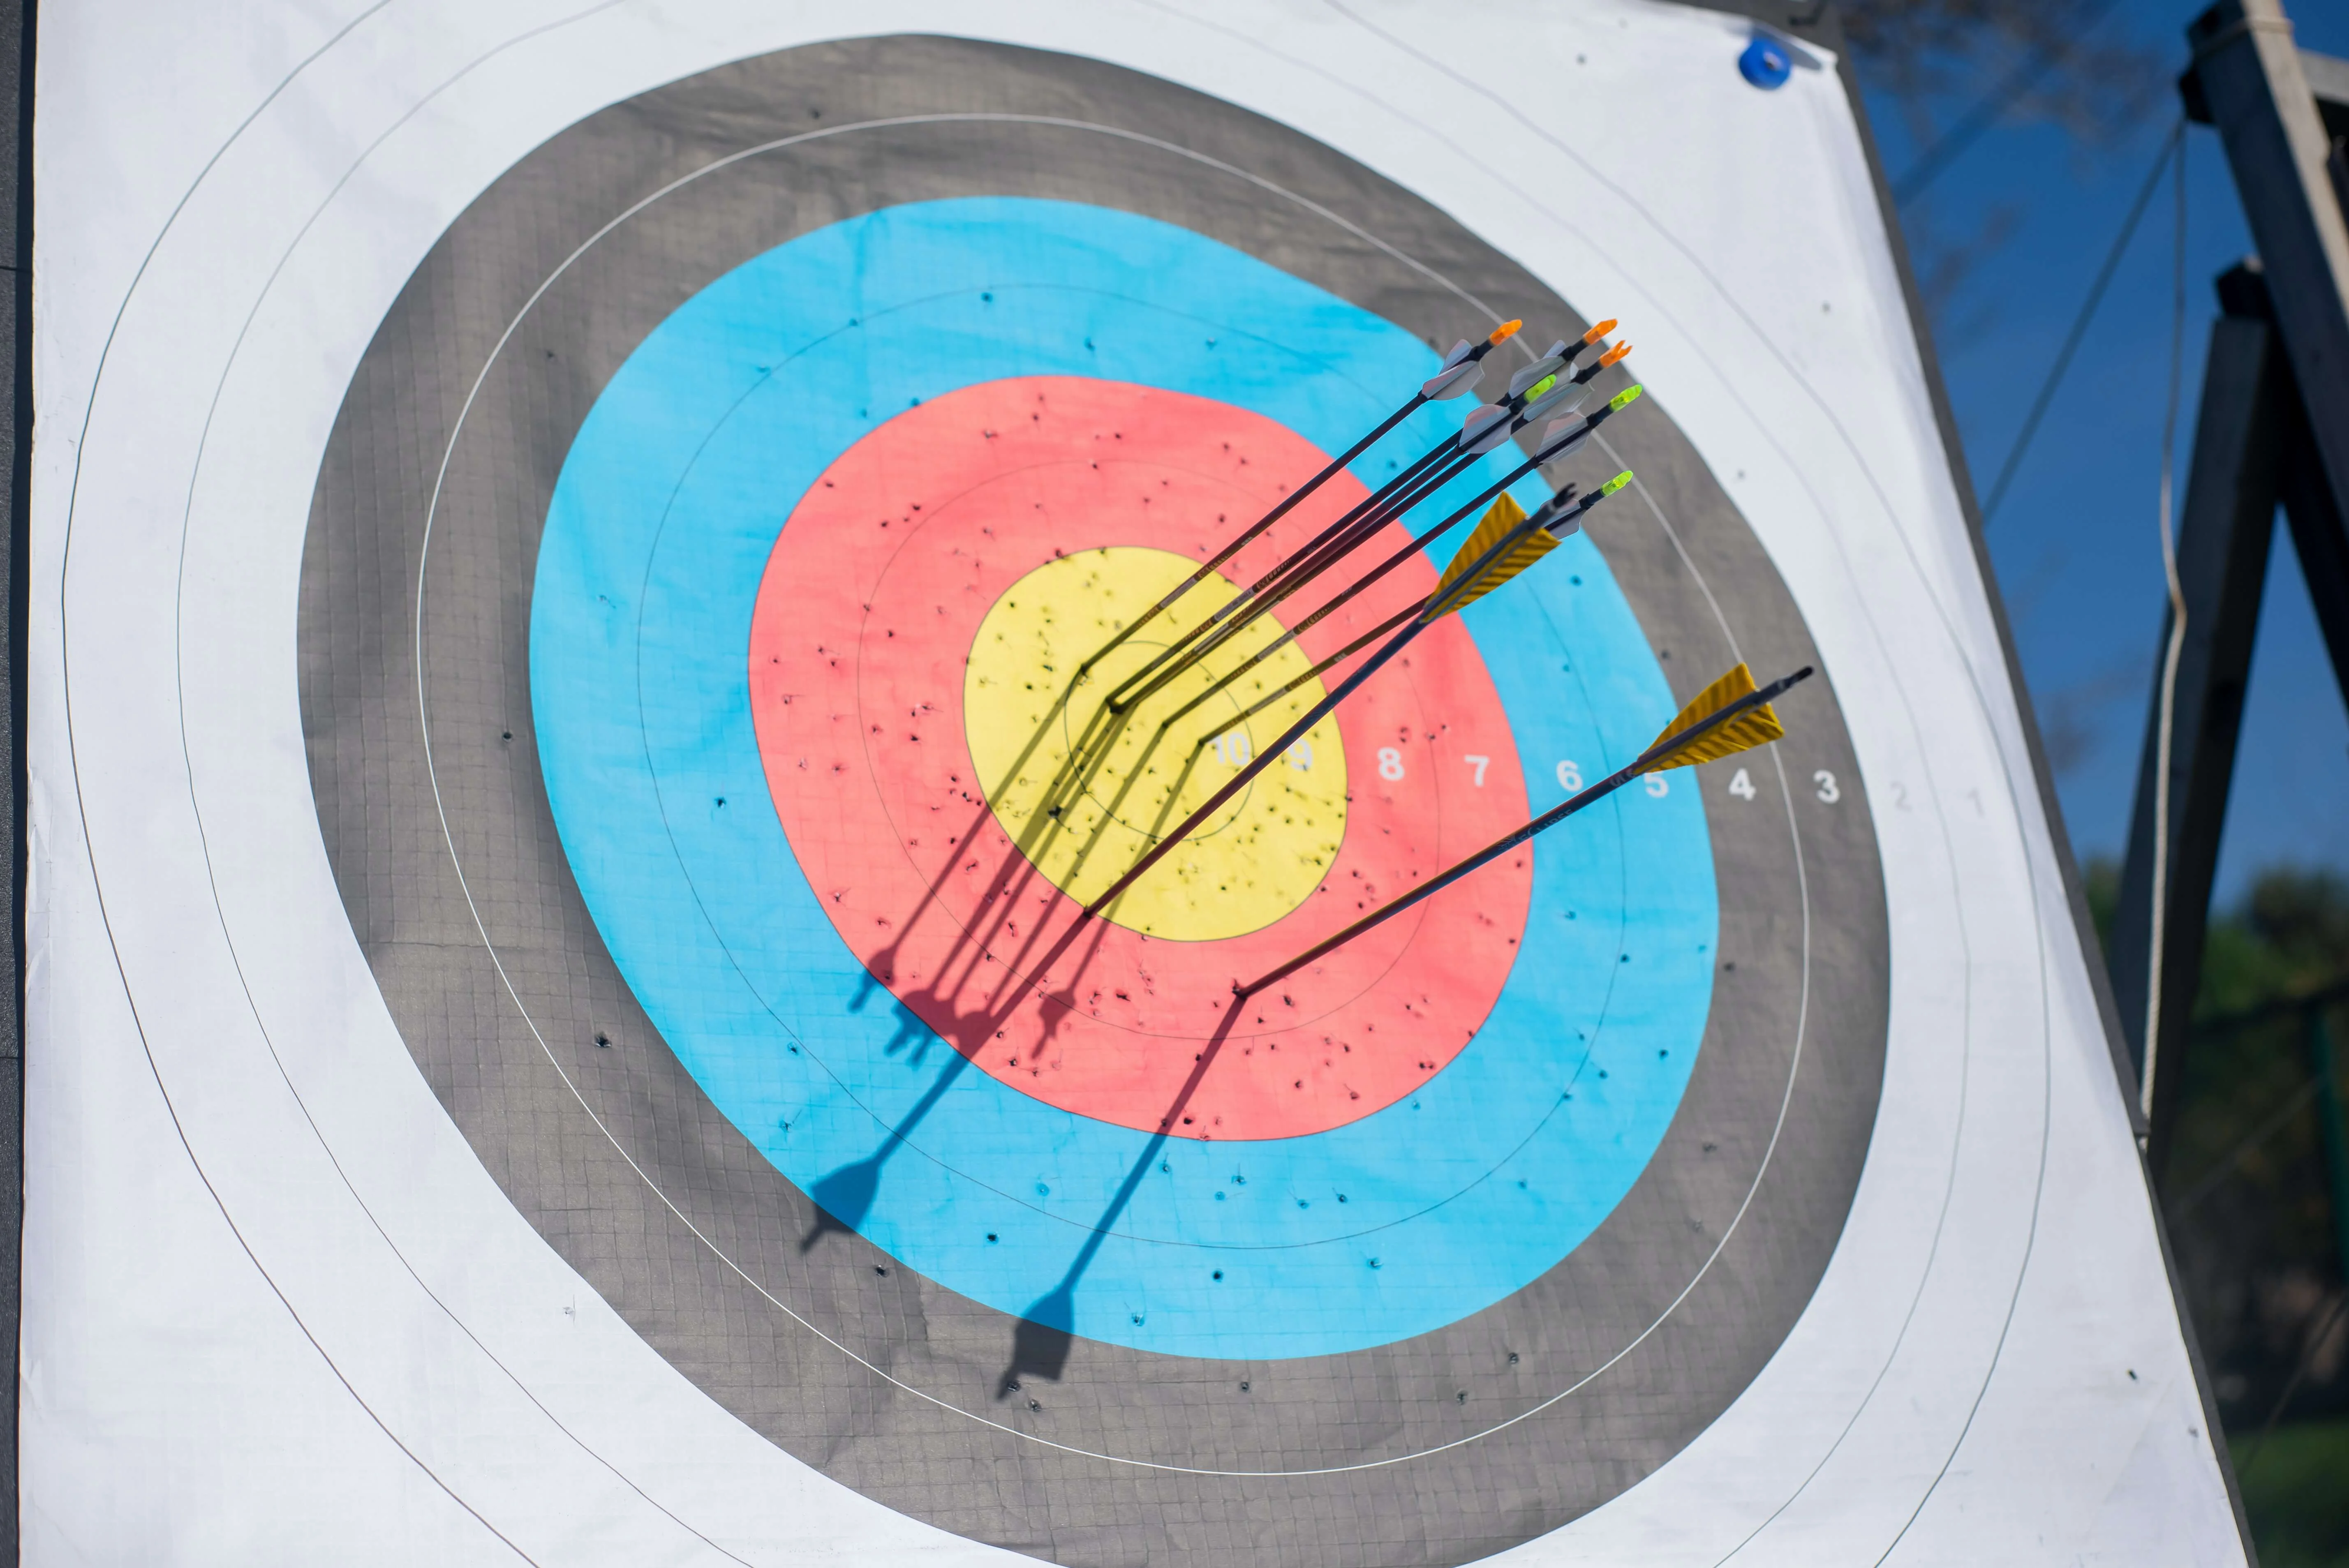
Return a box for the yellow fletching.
[1433,494,1554,616]
[1644,662,1787,769]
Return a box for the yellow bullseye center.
[964,547,1350,941]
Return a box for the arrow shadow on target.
[801,902,1120,1251]
[999,991,1246,1398]
[801,609,1271,1391]
[810,656,1214,1249]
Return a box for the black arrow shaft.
[1211,600,1420,735]
[1108,439,1485,716]
[1101,348,1557,712]
[1238,669,1813,995]
[1082,492,1560,919]
[1102,429,1466,711]
[1085,391,1429,674]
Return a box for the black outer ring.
[297,35,1888,1568]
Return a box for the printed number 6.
[1815,770,1840,804]
[1555,760,1583,792]
[1378,747,1406,781]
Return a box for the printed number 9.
[1814,769,1840,804]
[1555,760,1584,792]
[1378,747,1406,781]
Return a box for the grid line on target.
[291,32,1887,1561]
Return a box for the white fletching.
[1460,402,1516,454]
[1507,354,1567,398]
[1534,414,1591,464]
[1421,358,1487,401]
[1521,376,1595,425]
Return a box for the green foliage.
[2106,859,2349,1566]
[2079,858,2349,1021]
[2231,1418,2349,1568]
[2198,869,2349,1021]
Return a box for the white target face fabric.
[23,0,2240,1563]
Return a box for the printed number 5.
[1465,755,1490,787]
[1815,770,1840,804]
[1378,747,1406,781]
[1644,773,1669,798]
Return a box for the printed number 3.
[1815,770,1840,804]
[1378,747,1406,781]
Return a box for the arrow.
[1081,464,1638,920]
[1096,322,1627,714]
[1105,362,1641,722]
[1138,383,1646,725]
[1236,662,1814,997]
[1148,489,1564,740]
[1082,319,1521,681]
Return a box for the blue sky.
[1856,3,2349,904]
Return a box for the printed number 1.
[1465,755,1490,787]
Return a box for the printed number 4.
[1465,755,1490,787]
[1378,747,1406,781]
[1727,767,1756,800]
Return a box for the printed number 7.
[1465,755,1490,787]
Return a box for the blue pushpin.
[1739,35,1792,90]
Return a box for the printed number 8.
[1378,747,1406,781]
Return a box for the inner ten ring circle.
[964,545,1351,942]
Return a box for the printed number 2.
[1644,774,1669,798]
[1727,767,1756,800]
[1815,770,1840,804]
[1465,755,1490,787]
[1378,747,1406,781]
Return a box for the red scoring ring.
[749,376,1531,1140]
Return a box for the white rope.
[2143,127,2190,1124]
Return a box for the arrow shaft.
[1218,601,1420,733]
[1098,431,1462,710]
[1084,491,1558,919]
[1115,402,1581,720]
[1085,392,1428,673]
[1106,437,1480,714]
[1239,671,1812,995]
[1099,345,1559,713]
[1149,460,1535,725]
[1083,612,1425,919]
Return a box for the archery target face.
[299,32,1887,1566]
